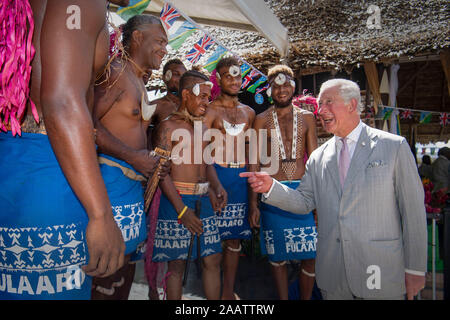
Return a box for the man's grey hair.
[318,79,364,114]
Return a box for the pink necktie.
[339,138,350,187]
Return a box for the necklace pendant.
[223,119,245,136]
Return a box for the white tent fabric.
[142,0,289,58]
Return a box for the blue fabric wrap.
[98,153,147,258]
[213,164,251,240]
[260,180,317,262]
[152,193,221,262]
[0,132,91,300]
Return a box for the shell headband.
[217,65,241,80]
[164,69,172,82]
[192,81,214,96]
[267,73,295,97]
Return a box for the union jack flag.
[256,82,270,94]
[185,35,214,64]
[160,3,181,32]
[440,113,450,126]
[400,109,413,119]
[241,69,260,89]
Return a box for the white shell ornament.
[141,92,156,121]
[229,65,240,77]
[290,79,296,88]
[223,119,245,136]
[267,87,272,97]
[274,73,286,85]
[164,69,172,82]
[192,83,200,96]
[192,82,213,96]
[204,81,214,88]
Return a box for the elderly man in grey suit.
[241,79,427,300]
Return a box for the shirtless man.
[92,14,169,299]
[0,0,127,300]
[203,57,255,300]
[152,70,227,300]
[150,59,187,127]
[249,65,318,300]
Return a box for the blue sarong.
[214,164,251,240]
[98,154,147,259]
[152,189,221,262]
[260,180,317,262]
[0,132,91,300]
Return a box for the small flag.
[364,107,374,119]
[203,46,228,72]
[117,0,151,21]
[440,113,450,126]
[185,34,215,64]
[241,69,260,89]
[400,110,412,119]
[375,107,386,119]
[419,112,432,124]
[396,113,401,135]
[168,21,196,50]
[240,63,251,77]
[256,82,270,94]
[383,107,393,120]
[160,3,181,33]
[247,76,267,93]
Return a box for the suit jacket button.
[336,238,340,243]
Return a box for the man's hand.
[82,213,125,278]
[249,206,261,228]
[158,158,171,179]
[239,172,273,194]
[405,273,426,300]
[209,184,228,212]
[130,149,160,177]
[180,208,203,235]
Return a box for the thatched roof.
[147,0,448,78]
[239,0,449,74]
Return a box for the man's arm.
[394,139,427,298]
[303,112,318,157]
[153,121,203,235]
[93,75,159,178]
[40,0,124,277]
[247,113,264,228]
[206,164,227,212]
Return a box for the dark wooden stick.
[182,200,201,287]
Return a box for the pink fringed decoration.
[109,30,117,58]
[109,24,124,59]
[293,91,318,117]
[209,69,221,101]
[144,187,162,294]
[0,0,38,136]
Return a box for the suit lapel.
[322,138,342,196]
[344,125,378,188]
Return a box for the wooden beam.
[398,61,430,95]
[363,62,381,114]
[442,70,447,112]
[440,50,450,97]
[413,63,418,107]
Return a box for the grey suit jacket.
[263,123,427,298]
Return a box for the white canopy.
[113,0,289,58]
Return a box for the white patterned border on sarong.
[0,223,87,273]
